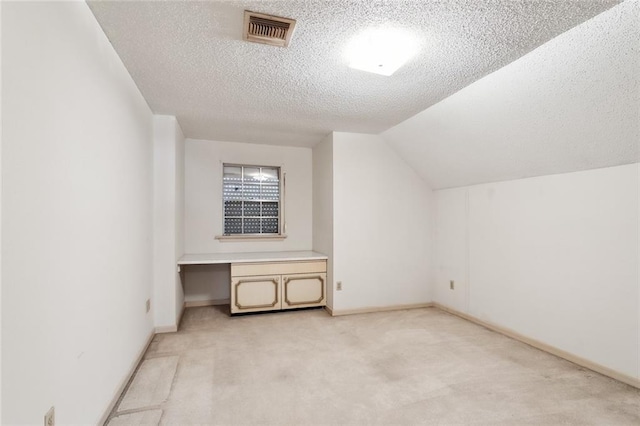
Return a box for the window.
[222,164,281,235]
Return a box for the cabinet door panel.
[282,273,326,309]
[231,275,281,314]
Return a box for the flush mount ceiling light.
[345,27,419,76]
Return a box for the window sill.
[215,234,288,242]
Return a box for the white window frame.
[216,163,286,241]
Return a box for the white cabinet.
[231,275,281,314]
[282,273,326,309]
[231,261,326,314]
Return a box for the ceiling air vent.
[243,10,296,48]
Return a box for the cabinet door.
[282,273,326,309]
[231,275,281,314]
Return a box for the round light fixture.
[345,27,419,76]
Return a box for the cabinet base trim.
[432,302,640,390]
[329,302,433,316]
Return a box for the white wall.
[312,133,334,308]
[2,2,154,424]
[435,164,639,379]
[183,138,313,303]
[433,187,468,311]
[332,132,434,312]
[382,1,639,189]
[153,116,185,330]
[0,2,3,421]
[175,119,185,322]
[377,0,640,383]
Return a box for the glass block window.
[223,164,280,235]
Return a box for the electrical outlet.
[146,299,151,313]
[449,280,455,290]
[44,406,55,426]
[336,281,342,291]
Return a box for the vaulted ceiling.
[381,0,639,189]
[88,1,620,148]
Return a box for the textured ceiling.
[382,1,639,189]
[88,0,620,147]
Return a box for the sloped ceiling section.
[88,0,619,147]
[382,1,639,190]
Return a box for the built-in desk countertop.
[178,251,329,314]
[177,250,328,266]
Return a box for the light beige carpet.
[106,306,640,425]
[118,356,178,412]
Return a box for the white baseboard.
[329,302,433,316]
[99,330,155,425]
[155,324,178,333]
[155,303,188,335]
[431,302,640,390]
[176,302,185,330]
[184,298,230,308]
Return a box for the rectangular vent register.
[243,10,297,47]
